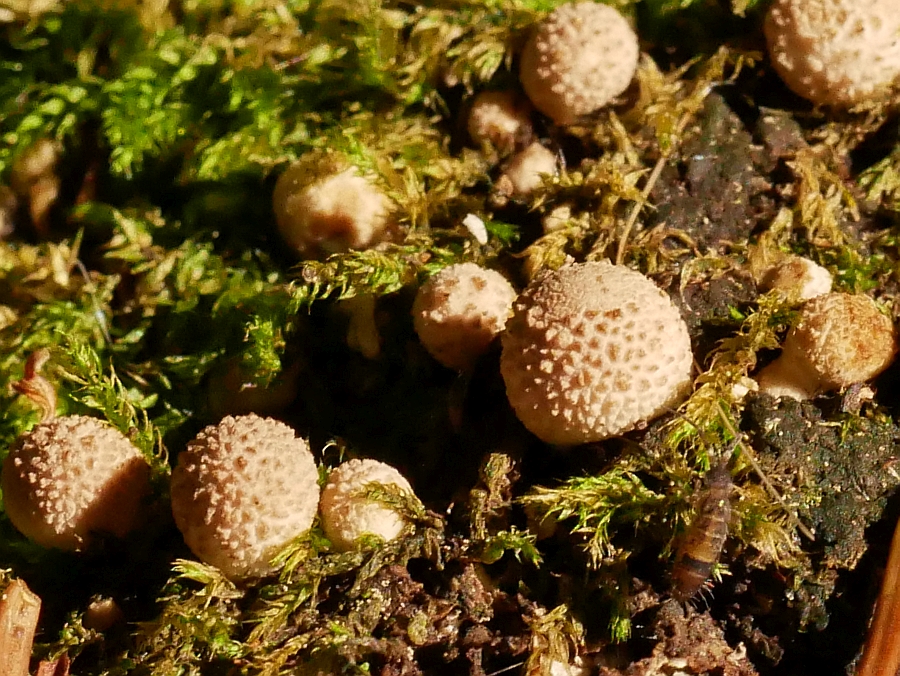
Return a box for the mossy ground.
[1,0,900,674]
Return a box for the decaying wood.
[856,516,900,676]
[0,577,42,676]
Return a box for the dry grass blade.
[0,578,42,676]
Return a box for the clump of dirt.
[600,598,759,676]
[745,394,900,570]
[647,93,777,250]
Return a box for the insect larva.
[671,463,733,601]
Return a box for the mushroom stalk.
[754,348,823,400]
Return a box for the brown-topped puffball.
[759,254,832,301]
[319,459,415,552]
[1,415,151,551]
[755,293,897,400]
[764,0,900,107]
[273,158,393,258]
[170,414,319,579]
[494,142,557,200]
[500,261,693,445]
[413,263,517,371]
[467,90,534,161]
[520,2,639,124]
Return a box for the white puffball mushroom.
[467,90,534,161]
[171,414,320,579]
[1,415,151,551]
[273,163,392,258]
[495,142,558,200]
[500,261,693,445]
[319,459,415,552]
[413,263,518,371]
[520,2,639,124]
[755,292,897,401]
[764,0,900,107]
[759,254,832,301]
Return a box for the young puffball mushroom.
[412,262,517,371]
[759,254,832,301]
[170,414,320,579]
[467,90,534,162]
[494,142,558,201]
[764,0,900,107]
[501,261,693,445]
[273,154,393,258]
[520,2,639,124]
[319,459,416,552]
[755,293,897,401]
[2,415,151,550]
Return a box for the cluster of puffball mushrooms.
[3,0,900,585]
[273,0,900,256]
[2,394,417,579]
[3,253,897,579]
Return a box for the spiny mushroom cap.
[497,142,558,199]
[412,263,518,371]
[500,261,693,445]
[1,415,150,551]
[764,0,900,107]
[273,163,392,257]
[171,414,320,579]
[467,90,533,160]
[758,293,896,399]
[319,459,414,552]
[520,2,639,124]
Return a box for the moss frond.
[523,604,584,676]
[288,239,460,309]
[130,560,246,674]
[520,463,669,568]
[671,290,794,449]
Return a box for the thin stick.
[614,153,668,266]
[855,516,900,676]
[716,402,815,541]
[613,107,696,266]
[0,578,42,676]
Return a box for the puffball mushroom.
[759,254,832,301]
[170,414,320,579]
[764,0,900,107]
[520,2,639,124]
[755,293,897,401]
[500,261,693,445]
[467,90,534,161]
[494,142,558,200]
[319,459,415,552]
[273,159,392,258]
[1,415,151,550]
[412,262,517,371]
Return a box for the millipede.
[671,461,734,602]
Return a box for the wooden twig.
[855,516,900,676]
[0,578,42,676]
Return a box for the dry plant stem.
[716,402,816,541]
[612,107,695,266]
[855,516,900,676]
[11,349,57,421]
[36,655,70,676]
[0,578,42,676]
